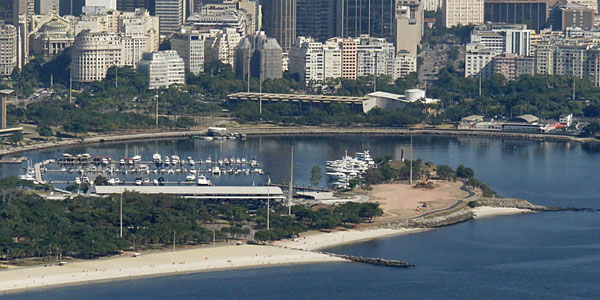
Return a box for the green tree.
[94,175,109,186]
[38,125,53,138]
[456,164,475,179]
[582,122,600,137]
[9,131,23,145]
[310,166,322,186]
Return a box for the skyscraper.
[296,0,336,41]
[336,0,396,39]
[155,0,183,37]
[262,0,296,51]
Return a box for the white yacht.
[197,175,212,186]
[185,174,196,181]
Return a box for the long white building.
[136,50,185,89]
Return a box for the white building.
[423,0,442,11]
[171,29,209,75]
[155,0,183,37]
[204,27,242,69]
[71,31,124,83]
[289,37,325,84]
[85,0,117,10]
[136,50,185,89]
[0,22,17,77]
[356,36,396,78]
[394,50,417,78]
[465,43,501,77]
[471,24,531,56]
[442,0,484,28]
[186,10,248,36]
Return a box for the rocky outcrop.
[407,209,474,228]
[473,198,538,209]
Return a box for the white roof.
[94,185,284,195]
[366,91,405,101]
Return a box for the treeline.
[253,202,383,241]
[430,69,600,121]
[0,178,381,260]
[233,102,426,126]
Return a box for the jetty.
[327,253,413,268]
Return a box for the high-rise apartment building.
[492,53,534,80]
[171,28,208,75]
[484,0,550,32]
[204,27,242,68]
[289,37,326,84]
[262,0,295,51]
[234,32,283,79]
[296,0,336,42]
[289,35,413,84]
[394,0,423,57]
[136,50,185,89]
[0,22,18,77]
[465,43,502,77]
[443,0,484,27]
[423,0,442,11]
[155,0,183,37]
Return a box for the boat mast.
[288,143,294,215]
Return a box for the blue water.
[2,135,600,299]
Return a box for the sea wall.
[1,126,597,157]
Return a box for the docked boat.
[212,166,221,175]
[153,153,162,164]
[185,174,196,181]
[196,175,212,186]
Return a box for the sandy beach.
[0,244,341,294]
[277,228,428,251]
[472,206,532,219]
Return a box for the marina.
[23,152,266,188]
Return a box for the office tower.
[262,0,295,51]
[296,0,336,41]
[394,0,423,57]
[136,50,185,89]
[59,0,86,16]
[484,0,550,32]
[117,0,153,12]
[0,22,18,77]
[85,0,117,9]
[155,0,183,36]
[336,0,395,39]
[443,0,484,27]
[471,24,531,56]
[37,0,60,14]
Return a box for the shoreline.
[0,206,531,295]
[1,125,597,157]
